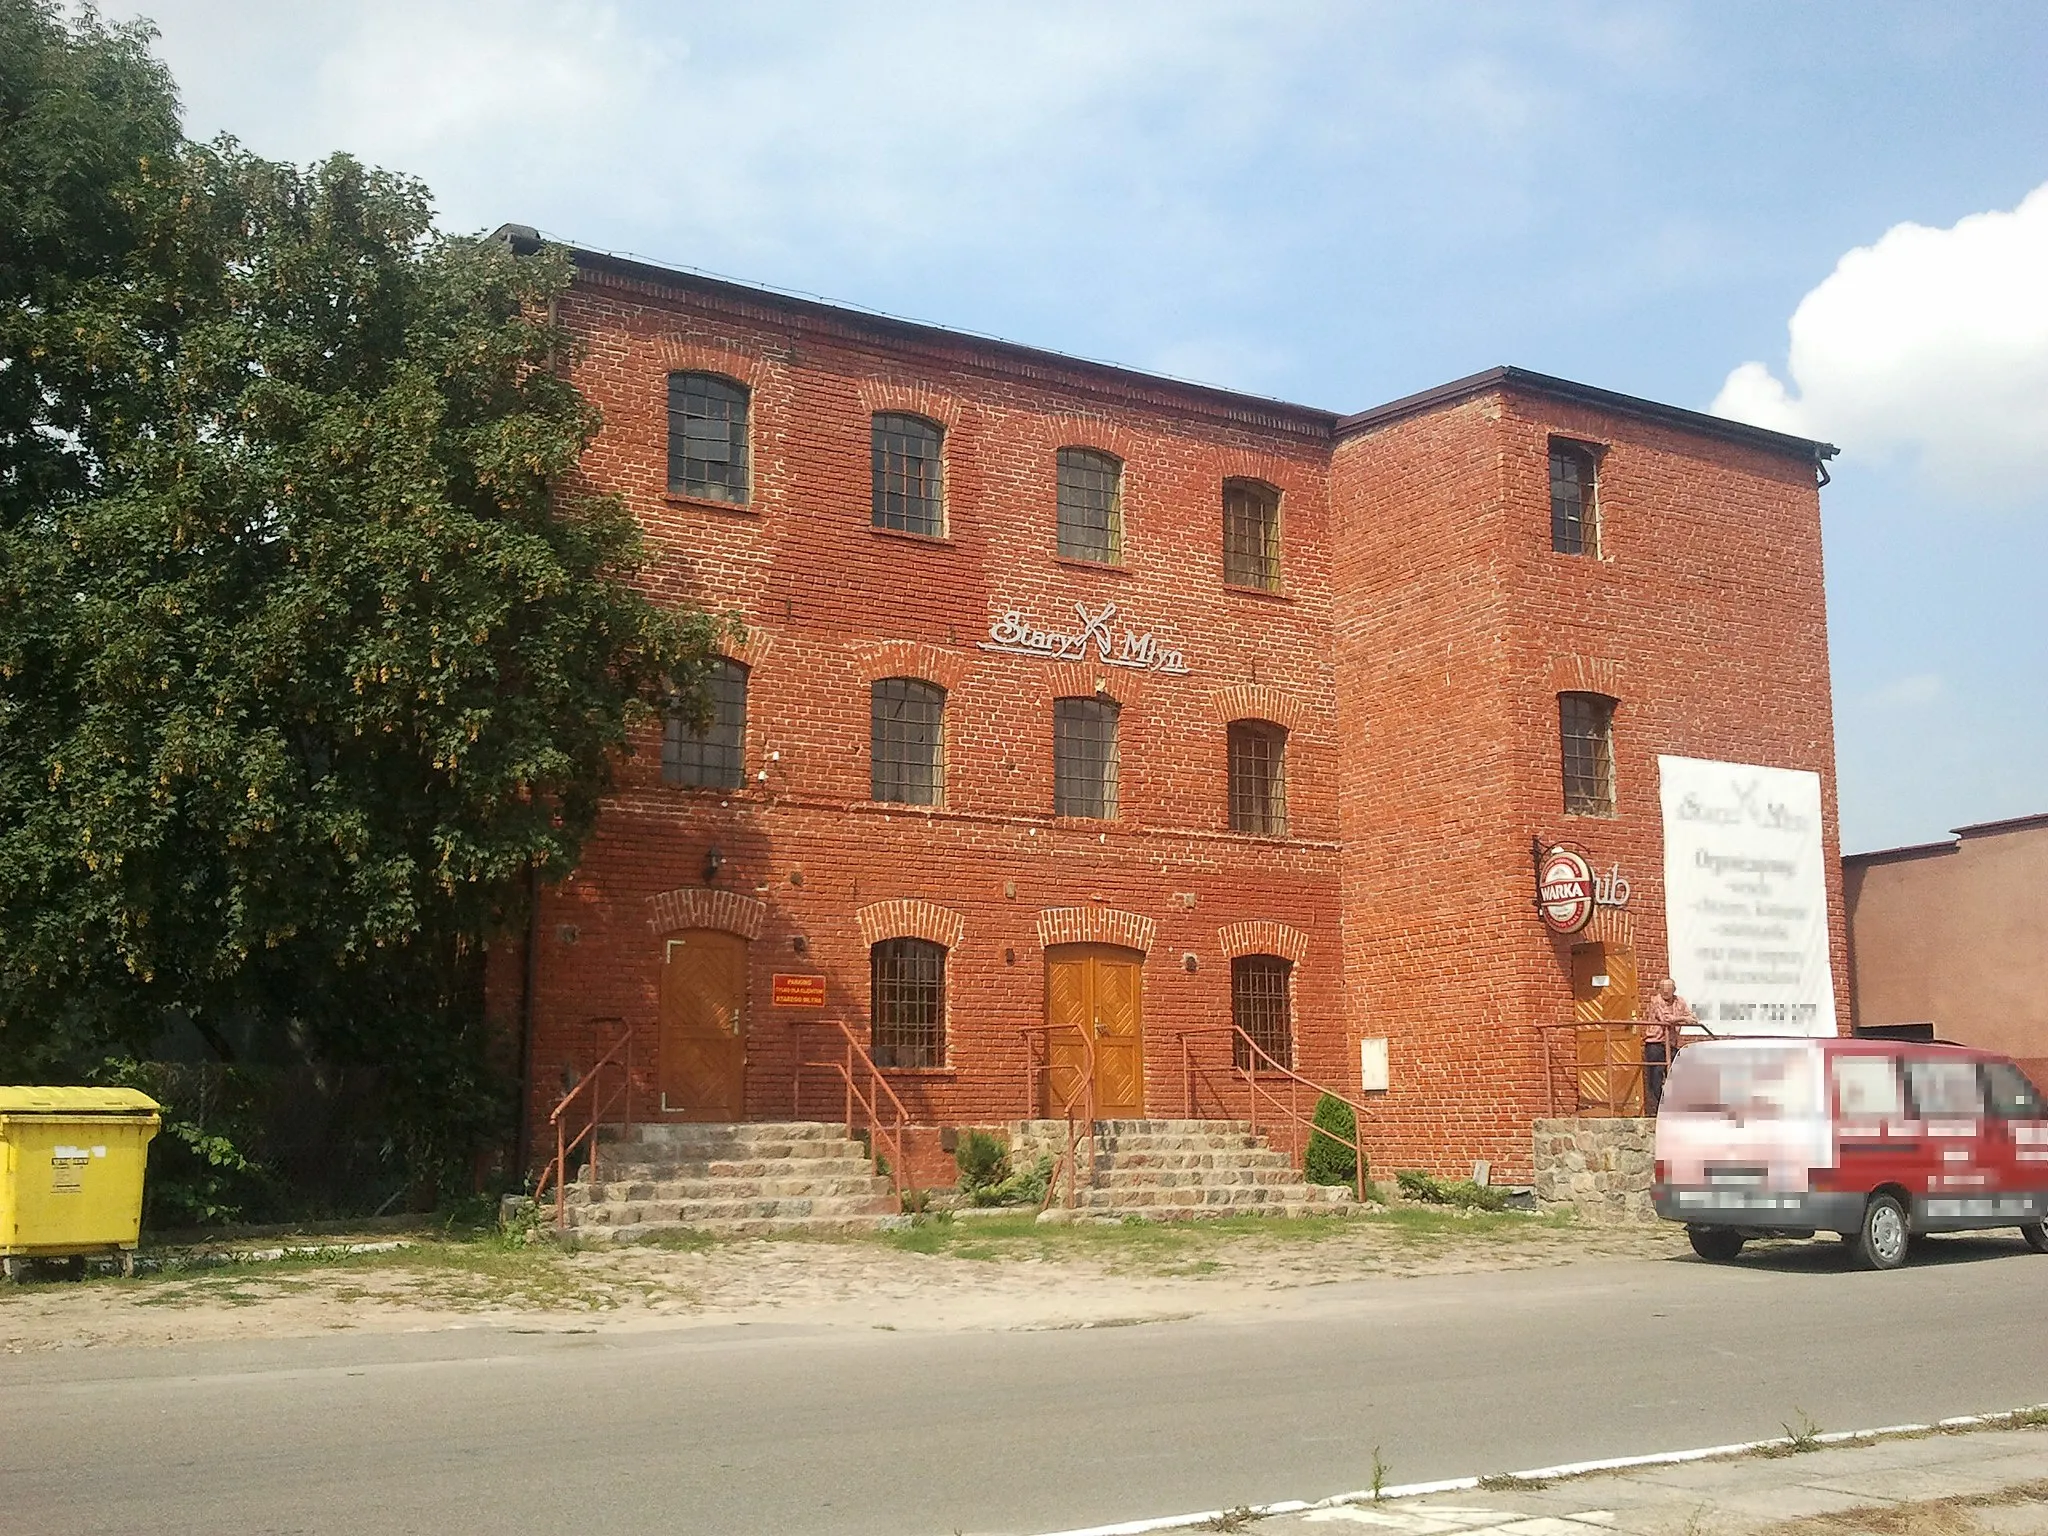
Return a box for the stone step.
[1095,1120,1254,1135]
[1091,1133,1266,1153]
[566,1193,898,1226]
[585,1155,880,1182]
[569,1174,892,1204]
[584,1214,903,1242]
[1085,1183,1315,1209]
[1079,1201,1353,1223]
[602,1121,854,1148]
[1092,1166,1306,1190]
[1095,1149,1295,1172]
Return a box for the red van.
[1652,1037,2048,1269]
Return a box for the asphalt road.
[4,1236,2045,1536]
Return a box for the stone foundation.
[1533,1117,1657,1224]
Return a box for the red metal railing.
[793,1019,916,1206]
[1538,1021,1703,1117]
[1177,1026,1372,1203]
[1017,1023,1098,1209]
[533,1020,633,1229]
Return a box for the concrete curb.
[1029,1402,2048,1536]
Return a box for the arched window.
[871,938,946,1068]
[668,372,750,503]
[1056,447,1123,563]
[1226,720,1287,835]
[663,658,748,789]
[1222,479,1282,590]
[1558,692,1616,816]
[872,413,944,535]
[1231,955,1292,1069]
[1053,696,1119,818]
[871,678,945,805]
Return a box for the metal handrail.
[533,1020,634,1228]
[1017,1022,1098,1209]
[1538,1020,1709,1117]
[1176,1025,1372,1203]
[793,1019,917,1206]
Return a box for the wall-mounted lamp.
[703,845,724,883]
[792,935,808,955]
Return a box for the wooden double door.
[1045,944,1145,1118]
[660,930,748,1120]
[1571,940,1643,1115]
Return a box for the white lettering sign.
[981,601,1191,675]
[1660,756,1835,1037]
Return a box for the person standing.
[1644,977,1697,1113]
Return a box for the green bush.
[1394,1168,1508,1212]
[1304,1093,1362,1187]
[954,1129,1010,1193]
[977,1153,1055,1208]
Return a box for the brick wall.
[498,256,1846,1189]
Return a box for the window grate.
[872,938,945,1069]
[1550,442,1598,556]
[1053,696,1119,818]
[1222,479,1282,590]
[872,414,944,535]
[871,678,945,805]
[664,658,748,789]
[668,373,750,503]
[1227,720,1287,835]
[1056,447,1123,563]
[1232,956,1292,1070]
[1558,692,1615,816]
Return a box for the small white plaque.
[1359,1037,1389,1094]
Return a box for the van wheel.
[2021,1219,2048,1254]
[1688,1226,1746,1262]
[1852,1194,1910,1270]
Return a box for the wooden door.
[1572,941,1642,1114]
[660,930,748,1120]
[1044,945,1145,1118]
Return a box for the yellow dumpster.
[0,1087,161,1280]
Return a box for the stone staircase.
[1016,1118,1358,1220]
[559,1122,900,1240]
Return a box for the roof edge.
[491,225,1340,435]
[1333,365,1839,464]
[1950,810,2048,839]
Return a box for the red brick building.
[495,229,1850,1185]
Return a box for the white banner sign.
[1659,755,1835,1037]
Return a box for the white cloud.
[1713,183,2048,500]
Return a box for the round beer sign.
[1536,845,1596,934]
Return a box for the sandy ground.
[0,1213,1688,1354]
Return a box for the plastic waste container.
[0,1087,161,1280]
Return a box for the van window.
[1905,1058,1983,1118]
[1983,1062,2044,1119]
[1833,1055,1904,1119]
[1664,1046,1816,1120]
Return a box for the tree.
[0,7,727,1192]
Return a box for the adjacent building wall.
[1844,815,2048,1084]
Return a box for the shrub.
[978,1153,1055,1208]
[1394,1168,1508,1212]
[954,1129,1011,1198]
[1304,1093,1362,1187]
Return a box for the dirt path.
[0,1210,1687,1354]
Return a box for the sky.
[120,0,2048,854]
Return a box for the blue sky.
[128,1,2048,853]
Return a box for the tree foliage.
[0,2,727,1191]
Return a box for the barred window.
[871,938,945,1069]
[1549,441,1599,556]
[1232,956,1292,1070]
[1056,447,1123,563]
[1222,479,1282,591]
[872,413,944,535]
[668,372,750,503]
[1226,720,1287,835]
[1559,692,1616,817]
[663,658,748,789]
[871,678,945,805]
[1053,696,1119,818]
